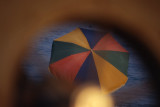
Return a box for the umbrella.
[49,28,129,93]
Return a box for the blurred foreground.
[0,0,160,107]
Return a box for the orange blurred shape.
[70,84,114,107]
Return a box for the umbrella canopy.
[49,28,129,93]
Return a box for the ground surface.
[24,23,157,106]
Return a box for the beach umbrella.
[49,28,129,93]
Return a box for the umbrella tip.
[91,49,93,53]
